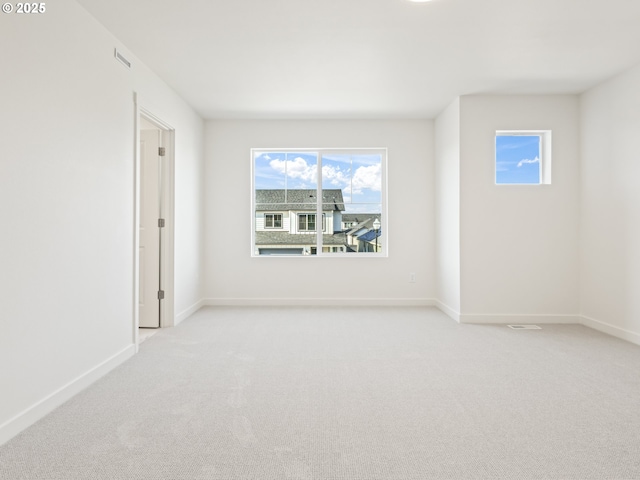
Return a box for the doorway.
[135,104,175,344]
[139,119,162,328]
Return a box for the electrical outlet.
[409,272,416,283]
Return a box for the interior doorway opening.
[134,101,175,348]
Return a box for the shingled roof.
[342,213,381,223]
[255,189,345,212]
[345,216,382,236]
[255,231,347,246]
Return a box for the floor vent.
[508,324,542,330]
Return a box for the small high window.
[495,131,551,185]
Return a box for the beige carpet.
[1,306,640,479]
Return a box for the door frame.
[133,93,176,350]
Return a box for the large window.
[252,148,387,256]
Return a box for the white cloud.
[352,164,381,194]
[517,156,540,168]
[270,157,317,183]
[268,156,381,194]
[322,164,349,187]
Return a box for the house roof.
[346,216,382,236]
[358,229,382,243]
[255,231,347,246]
[342,213,381,223]
[255,189,345,212]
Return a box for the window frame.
[251,147,387,258]
[297,213,326,232]
[298,213,315,232]
[495,130,552,186]
[264,213,283,229]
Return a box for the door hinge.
[158,147,166,156]
[158,218,165,228]
[158,290,165,300]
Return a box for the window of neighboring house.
[252,148,387,257]
[265,213,282,228]
[298,213,326,232]
[298,214,315,232]
[495,130,551,185]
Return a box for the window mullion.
[316,152,323,255]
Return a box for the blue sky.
[495,135,541,184]
[254,151,382,213]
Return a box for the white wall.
[579,64,640,344]
[458,95,580,323]
[204,120,434,305]
[0,0,204,444]
[434,99,461,319]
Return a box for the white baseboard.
[175,299,205,325]
[431,299,579,325]
[459,313,581,324]
[580,314,640,347]
[0,344,135,446]
[203,298,436,307]
[434,300,461,322]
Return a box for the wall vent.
[508,325,542,330]
[114,49,131,69]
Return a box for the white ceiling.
[77,0,640,120]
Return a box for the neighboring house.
[341,214,378,231]
[356,228,383,253]
[342,215,383,252]
[255,189,348,255]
